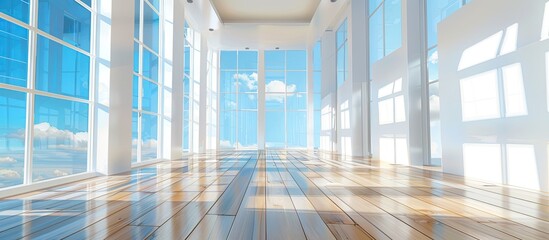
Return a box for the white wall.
[370,0,427,166]
[439,0,549,191]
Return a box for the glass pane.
[369,0,383,15]
[182,118,189,150]
[236,71,258,92]
[238,111,257,148]
[369,9,383,63]
[220,71,237,93]
[146,0,160,11]
[132,111,138,163]
[265,71,285,92]
[286,50,306,70]
[36,35,90,99]
[336,19,347,48]
[134,41,139,73]
[0,88,26,188]
[38,0,91,51]
[143,2,159,53]
[238,51,258,70]
[81,0,91,7]
[142,79,158,113]
[337,44,346,86]
[220,51,237,69]
[33,95,88,182]
[265,93,285,110]
[134,0,140,39]
[220,93,236,111]
[313,72,321,93]
[286,71,306,92]
[287,111,306,148]
[314,93,321,111]
[0,18,28,87]
[265,111,285,148]
[287,93,306,110]
[184,46,190,75]
[219,111,236,148]
[142,47,158,81]
[429,82,441,166]
[141,113,157,160]
[427,47,439,82]
[0,0,30,23]
[426,0,462,48]
[265,51,285,70]
[239,93,257,110]
[132,75,139,109]
[385,0,402,55]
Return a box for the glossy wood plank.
[0,150,546,240]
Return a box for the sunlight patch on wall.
[463,143,502,184]
[341,137,352,156]
[379,137,408,164]
[460,70,500,121]
[458,31,502,70]
[500,23,518,56]
[340,101,350,129]
[502,63,528,117]
[507,144,539,190]
[541,1,549,41]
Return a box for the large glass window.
[38,0,91,52]
[133,0,161,162]
[369,0,402,64]
[0,89,26,188]
[0,18,28,87]
[219,50,258,149]
[0,0,93,189]
[265,50,307,148]
[183,22,200,152]
[336,19,348,87]
[33,96,88,182]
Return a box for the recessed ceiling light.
[275,47,280,50]
[330,0,337,2]
[245,47,250,50]
[187,0,193,3]
[209,28,214,32]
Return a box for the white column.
[257,50,266,150]
[349,0,368,157]
[307,46,314,150]
[95,0,134,175]
[321,31,336,152]
[198,37,208,153]
[161,0,184,160]
[405,0,429,165]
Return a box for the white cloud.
[219,140,234,148]
[54,169,69,177]
[0,169,21,179]
[265,80,296,103]
[31,123,88,149]
[0,157,16,163]
[428,50,439,65]
[234,72,258,91]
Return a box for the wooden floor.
[1,151,548,239]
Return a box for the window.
[336,19,348,87]
[265,50,307,148]
[313,42,322,148]
[369,0,402,64]
[0,18,28,87]
[0,0,93,188]
[133,0,161,162]
[219,51,258,149]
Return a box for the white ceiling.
[210,0,321,23]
